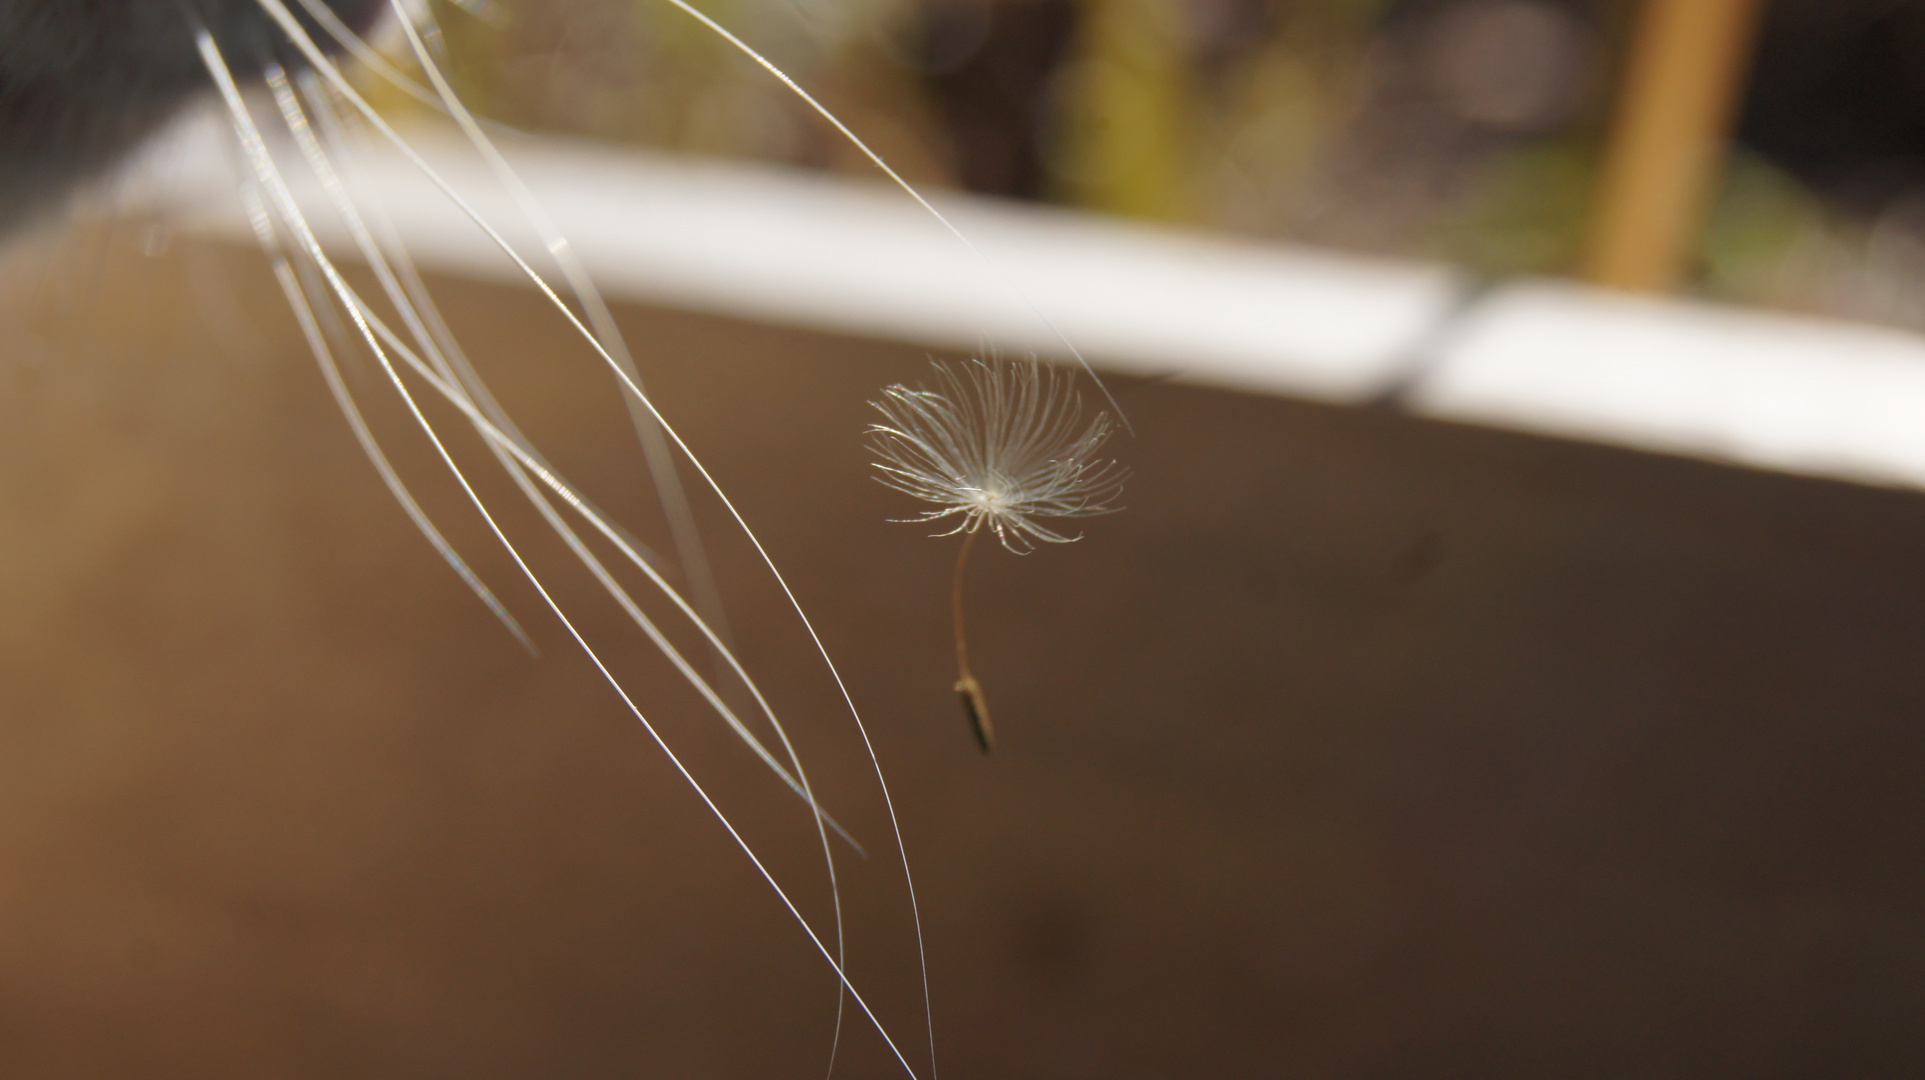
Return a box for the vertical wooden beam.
[1582,0,1764,291]
[1062,0,1187,221]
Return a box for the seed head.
[868,357,1125,552]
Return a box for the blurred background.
[7,0,1925,1076]
[415,0,1925,324]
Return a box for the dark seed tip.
[955,675,995,754]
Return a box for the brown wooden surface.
[2,230,1924,1076]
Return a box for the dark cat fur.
[0,0,381,238]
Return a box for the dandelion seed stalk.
[951,528,994,753]
[869,357,1125,752]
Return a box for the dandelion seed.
[869,357,1126,552]
[868,357,1125,753]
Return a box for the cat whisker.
[262,63,868,854]
[655,0,1130,434]
[249,4,941,1071]
[241,173,536,654]
[385,4,748,734]
[203,29,938,1076]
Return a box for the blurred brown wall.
[1,230,1923,1076]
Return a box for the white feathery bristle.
[869,357,1126,552]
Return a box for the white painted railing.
[117,107,1925,492]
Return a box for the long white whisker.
[329,254,874,859]
[381,0,767,865]
[374,5,862,1057]
[250,0,776,672]
[326,279,916,1066]
[203,28,922,1076]
[228,103,534,654]
[257,205,536,655]
[265,63,861,854]
[245,4,938,1070]
[333,276,925,1068]
[206,43,554,677]
[307,73,675,583]
[334,266,849,854]
[653,0,1127,439]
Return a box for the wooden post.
[1061,0,1187,221]
[1582,0,1764,291]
